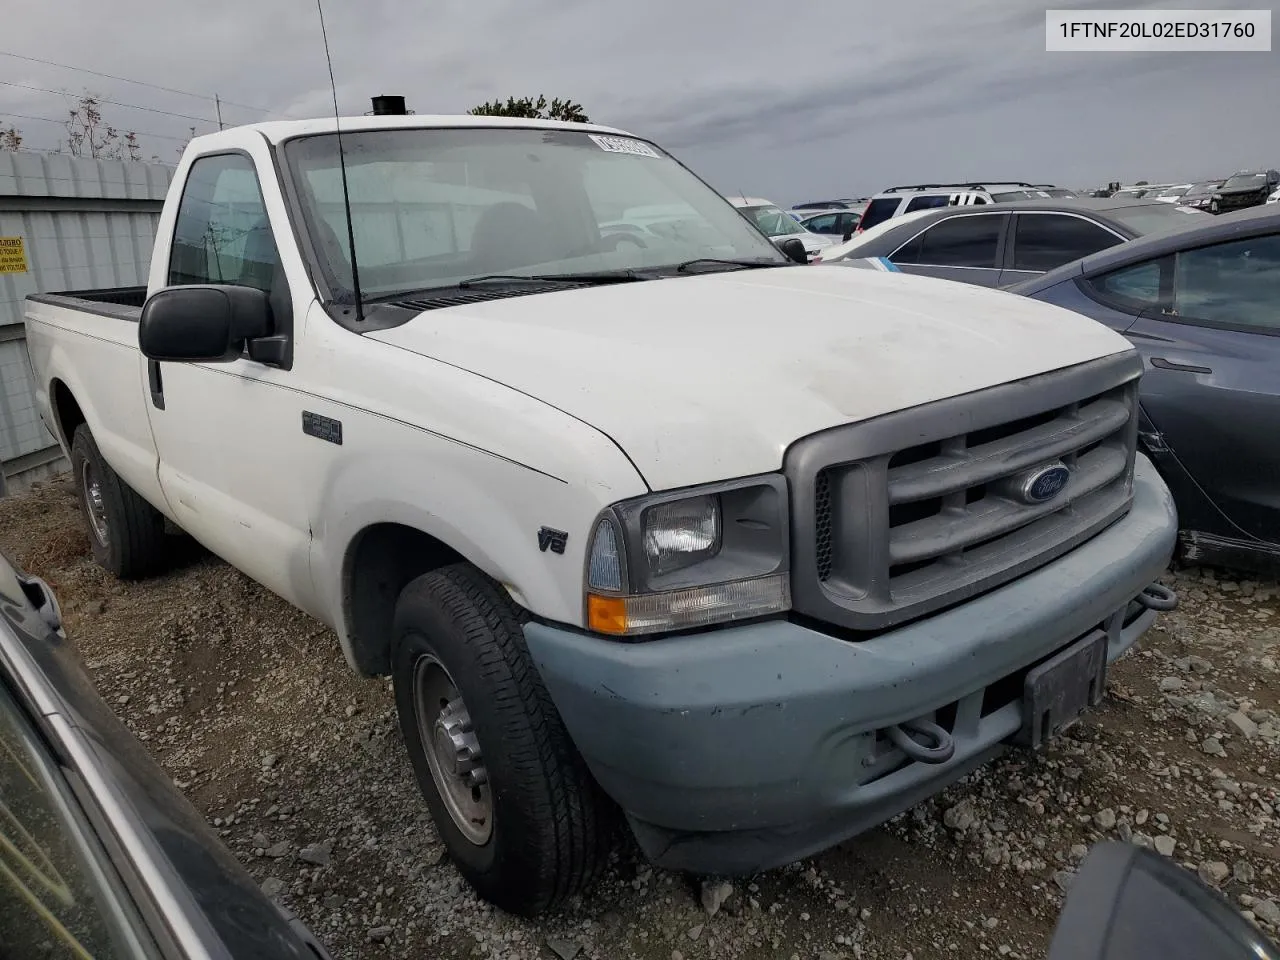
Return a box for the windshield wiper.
[458,270,642,288]
[674,258,788,273]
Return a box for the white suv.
[856,182,1055,233]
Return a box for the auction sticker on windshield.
[588,134,660,158]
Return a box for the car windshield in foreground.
[739,205,807,237]
[1109,203,1211,235]
[282,127,785,301]
[1222,173,1269,190]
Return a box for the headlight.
[584,476,790,637]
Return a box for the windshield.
[991,189,1050,201]
[282,128,784,299]
[1183,182,1222,198]
[738,205,807,237]
[1109,203,1211,235]
[1222,172,1269,190]
[1156,186,1189,198]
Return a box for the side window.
[858,198,902,231]
[168,154,280,292]
[892,215,1002,268]
[1082,256,1172,312]
[0,684,139,957]
[904,194,951,213]
[1173,234,1280,333]
[1012,215,1123,272]
[805,214,838,234]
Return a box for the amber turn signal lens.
[587,594,628,634]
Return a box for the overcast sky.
[2,0,1276,202]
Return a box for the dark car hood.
[1218,183,1270,195]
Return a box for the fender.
[311,440,647,669]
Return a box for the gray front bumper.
[524,455,1177,874]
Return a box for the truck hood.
[369,268,1133,491]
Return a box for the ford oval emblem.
[1020,463,1071,504]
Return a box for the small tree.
[0,126,22,152]
[63,94,143,160]
[175,126,196,159]
[469,95,589,123]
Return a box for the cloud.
[1,0,1274,198]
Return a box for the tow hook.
[886,719,955,765]
[1136,582,1178,612]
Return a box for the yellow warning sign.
[0,236,27,274]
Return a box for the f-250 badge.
[537,527,568,555]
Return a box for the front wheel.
[391,564,614,915]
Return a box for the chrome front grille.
[786,353,1142,632]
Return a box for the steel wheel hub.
[412,654,493,845]
[80,461,109,547]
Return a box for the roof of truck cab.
[196,114,634,146]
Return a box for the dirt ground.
[2,474,1277,960]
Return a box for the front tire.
[391,564,613,915]
[69,424,170,579]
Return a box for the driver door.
[143,148,325,616]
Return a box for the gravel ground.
[3,474,1278,960]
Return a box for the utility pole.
[215,94,224,130]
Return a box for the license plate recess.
[1014,630,1108,751]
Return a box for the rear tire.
[391,563,613,916]
[69,424,170,579]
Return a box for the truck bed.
[27,286,146,322]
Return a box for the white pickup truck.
[24,114,1178,916]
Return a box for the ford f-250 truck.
[24,114,1178,916]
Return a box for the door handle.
[147,359,165,409]
[1149,357,1212,375]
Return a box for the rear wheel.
[69,424,170,579]
[391,563,613,915]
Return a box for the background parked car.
[798,206,866,240]
[0,548,334,959]
[822,198,1210,287]
[1034,185,1080,198]
[1177,180,1226,211]
[1152,183,1194,202]
[791,199,859,211]
[1210,169,1280,213]
[813,208,937,262]
[728,195,834,259]
[1009,205,1280,573]
[853,182,1073,233]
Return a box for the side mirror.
[775,237,809,264]
[139,285,273,363]
[1048,843,1279,960]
